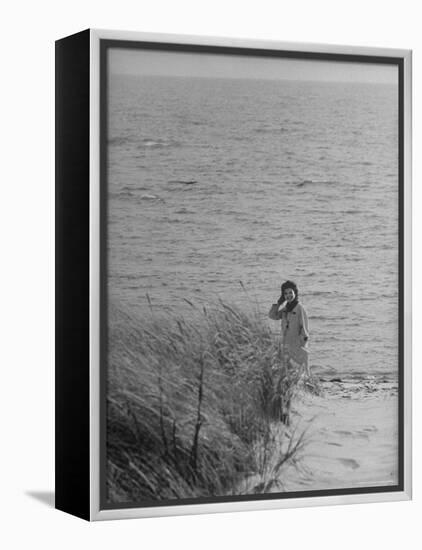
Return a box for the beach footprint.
[333,429,369,440]
[337,458,360,470]
[362,426,378,434]
[333,429,353,437]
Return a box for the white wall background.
[0,0,419,547]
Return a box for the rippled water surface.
[107,75,399,376]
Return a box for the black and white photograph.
[102,41,404,508]
[4,0,421,543]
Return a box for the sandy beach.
[280,377,399,491]
[238,376,398,494]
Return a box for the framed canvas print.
[55,29,412,521]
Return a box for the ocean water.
[107,74,399,377]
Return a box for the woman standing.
[269,280,310,376]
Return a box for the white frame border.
[89,28,412,521]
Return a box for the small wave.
[114,192,164,202]
[310,314,348,321]
[164,217,189,224]
[137,138,181,149]
[120,185,151,193]
[174,114,206,127]
[200,185,225,196]
[110,190,134,200]
[138,194,165,202]
[111,185,155,200]
[119,273,154,280]
[295,179,337,187]
[174,208,195,214]
[255,126,288,134]
[312,290,337,297]
[254,127,273,134]
[345,370,398,380]
[168,179,197,185]
[108,136,132,146]
[349,293,394,301]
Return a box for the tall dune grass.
[107,300,308,504]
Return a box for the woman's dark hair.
[279,280,299,303]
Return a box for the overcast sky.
[109,48,398,84]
